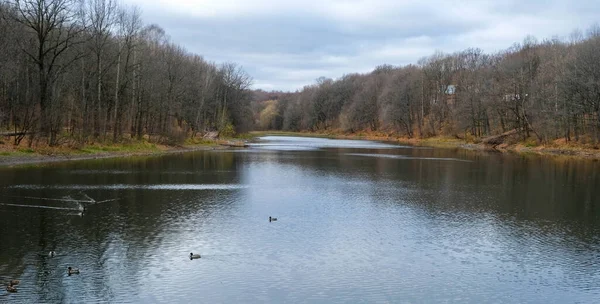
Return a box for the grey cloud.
[127,0,600,91]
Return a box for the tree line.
[256,26,600,145]
[0,0,253,147]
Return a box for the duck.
[49,251,56,257]
[6,284,17,293]
[67,267,80,275]
[269,216,277,222]
[190,252,201,259]
[8,280,19,286]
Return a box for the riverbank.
[2,131,598,167]
[0,139,228,168]
[251,131,600,160]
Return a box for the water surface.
[1,136,599,303]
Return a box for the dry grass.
[4,131,600,161]
[0,135,218,158]
[250,130,600,159]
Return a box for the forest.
[0,0,253,148]
[3,0,600,150]
[254,26,600,146]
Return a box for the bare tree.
[9,0,85,145]
[84,0,116,138]
[255,25,600,148]
[112,5,140,141]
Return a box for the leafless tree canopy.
[3,1,599,147]
[254,27,600,145]
[0,0,253,146]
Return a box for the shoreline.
[0,144,226,168]
[252,131,600,160]
[2,131,599,168]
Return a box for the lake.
[1,136,599,303]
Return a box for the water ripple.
[1,136,599,303]
[346,153,473,162]
[7,184,249,190]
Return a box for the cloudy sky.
[125,0,599,91]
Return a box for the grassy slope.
[0,137,223,167]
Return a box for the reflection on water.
[249,135,417,150]
[0,135,599,303]
[346,152,473,162]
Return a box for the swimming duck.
[8,280,19,286]
[6,284,17,292]
[67,267,80,275]
[49,251,56,257]
[190,253,201,259]
[269,216,277,222]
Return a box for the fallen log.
[482,129,521,146]
[203,131,219,140]
[218,140,248,147]
[1,131,33,137]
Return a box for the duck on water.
[5,280,19,292]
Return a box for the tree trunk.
[94,53,102,138]
[113,48,121,142]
